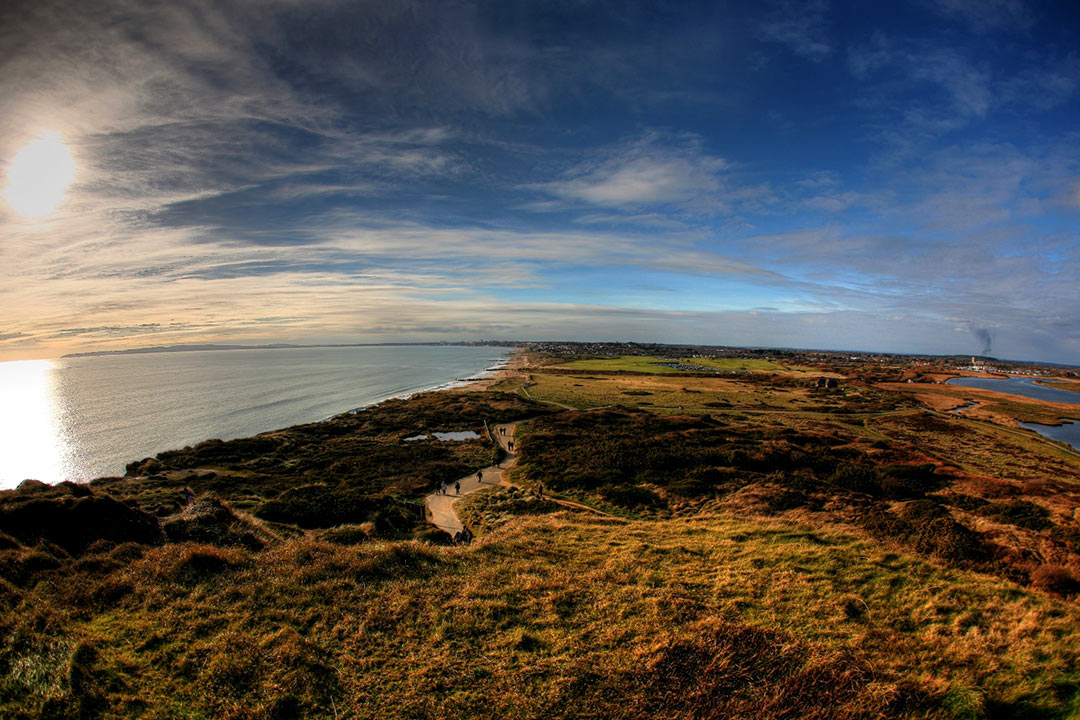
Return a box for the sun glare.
[3,132,76,217]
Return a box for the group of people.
[439,480,462,495]
[452,528,473,545]
[498,426,515,451]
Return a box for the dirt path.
[423,420,528,534]
[424,417,619,534]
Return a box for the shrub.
[319,524,373,545]
[879,464,942,498]
[977,500,1052,531]
[598,485,663,509]
[257,485,378,528]
[1031,564,1080,596]
[829,464,880,495]
[0,494,163,554]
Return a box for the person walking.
[477,470,483,483]
[537,483,544,499]
[455,480,461,495]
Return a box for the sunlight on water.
[0,360,66,488]
[0,346,508,489]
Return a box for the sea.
[0,345,511,489]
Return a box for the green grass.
[523,370,899,416]
[676,357,820,373]
[548,355,685,373]
[548,355,822,375]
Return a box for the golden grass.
[7,509,1078,718]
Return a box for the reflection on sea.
[0,360,68,485]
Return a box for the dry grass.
[4,511,1079,718]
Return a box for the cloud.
[525,133,768,215]
[849,35,991,120]
[760,0,832,61]
[924,0,1035,34]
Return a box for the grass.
[3,365,1080,718]
[1036,379,1080,394]
[676,356,821,373]
[522,368,905,417]
[548,355,823,375]
[548,355,686,373]
[868,411,1080,485]
[2,512,1078,718]
[523,371,806,412]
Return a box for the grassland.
[2,510,1078,719]
[1037,379,1080,394]
[548,355,686,373]
[549,354,820,374]
[521,367,904,416]
[2,354,1080,718]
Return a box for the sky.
[1,0,1079,364]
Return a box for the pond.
[1019,420,1080,453]
[945,375,1080,451]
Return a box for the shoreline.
[330,346,525,419]
[449,347,531,392]
[2,346,524,489]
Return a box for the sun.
[3,132,76,217]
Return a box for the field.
[1037,379,1080,394]
[2,353,1080,718]
[549,354,821,374]
[521,367,905,416]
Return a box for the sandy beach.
[452,346,532,392]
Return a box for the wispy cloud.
[923,0,1036,34]
[759,0,832,61]
[524,132,772,216]
[1,0,1079,363]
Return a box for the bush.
[879,464,942,499]
[1031,564,1080,596]
[829,464,880,495]
[977,500,1052,531]
[0,494,163,554]
[257,485,379,529]
[319,524,373,545]
[598,485,663,509]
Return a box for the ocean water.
[0,345,510,488]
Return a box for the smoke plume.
[971,326,992,356]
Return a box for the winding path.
[423,416,621,535]
[424,420,527,534]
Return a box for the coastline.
[450,347,531,392]
[2,345,522,488]
[331,346,525,418]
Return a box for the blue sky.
[1,0,1079,362]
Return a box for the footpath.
[424,420,526,535]
[423,416,620,536]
